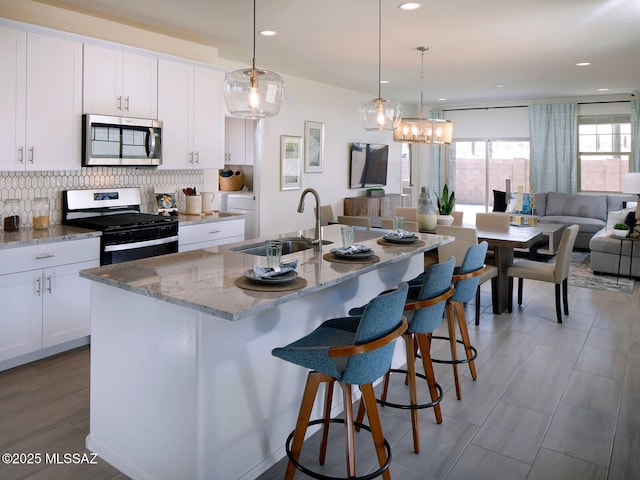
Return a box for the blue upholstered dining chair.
[351,257,456,454]
[431,241,488,400]
[272,283,409,480]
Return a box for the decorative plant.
[436,184,456,215]
[613,223,630,230]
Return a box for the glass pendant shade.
[223,67,285,118]
[360,97,403,131]
[393,118,453,144]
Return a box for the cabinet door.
[83,44,123,115]
[225,117,246,165]
[0,271,42,362]
[178,219,245,252]
[0,27,26,171]
[42,260,98,349]
[193,67,224,169]
[158,59,194,169]
[26,32,83,171]
[122,52,158,118]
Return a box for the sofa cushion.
[534,192,547,216]
[590,229,639,256]
[545,192,607,221]
[542,215,605,234]
[607,194,637,212]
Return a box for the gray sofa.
[534,192,634,250]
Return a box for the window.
[452,139,530,221]
[578,115,630,192]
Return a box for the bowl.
[613,228,630,238]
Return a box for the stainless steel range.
[63,187,178,265]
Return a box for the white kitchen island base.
[86,252,426,480]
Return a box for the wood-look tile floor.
[1,278,638,480]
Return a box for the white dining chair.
[435,225,498,325]
[393,207,417,222]
[451,211,464,226]
[507,224,579,323]
[314,205,335,226]
[337,215,371,229]
[475,212,510,231]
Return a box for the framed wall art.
[304,121,324,173]
[280,135,302,190]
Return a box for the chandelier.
[393,47,453,144]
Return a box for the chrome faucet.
[297,188,323,251]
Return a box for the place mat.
[234,275,307,292]
[377,238,426,247]
[323,252,381,264]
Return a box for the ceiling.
[34,0,640,107]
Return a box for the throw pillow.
[492,190,507,212]
[605,208,634,234]
[625,211,636,230]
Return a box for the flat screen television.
[349,143,389,188]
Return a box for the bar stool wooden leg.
[454,301,477,380]
[318,380,334,465]
[415,333,443,424]
[445,302,462,400]
[341,385,356,478]
[360,383,392,480]
[285,372,328,480]
[403,334,420,453]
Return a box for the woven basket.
[219,171,245,191]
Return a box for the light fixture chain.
[252,0,257,71]
[377,0,382,99]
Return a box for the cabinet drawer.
[0,237,100,276]
[178,220,244,246]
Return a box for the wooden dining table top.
[475,224,547,249]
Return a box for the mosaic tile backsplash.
[0,168,204,230]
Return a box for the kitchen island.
[81,224,451,480]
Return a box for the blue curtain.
[631,100,640,171]
[528,103,577,193]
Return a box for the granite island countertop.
[80,224,452,321]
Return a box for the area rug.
[568,251,635,294]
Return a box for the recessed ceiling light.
[380,80,389,84]
[598,88,609,91]
[259,30,276,36]
[399,3,421,10]
[576,62,591,66]
[495,84,504,88]
[438,98,447,101]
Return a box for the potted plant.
[436,184,456,225]
[613,222,630,237]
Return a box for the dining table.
[475,224,547,314]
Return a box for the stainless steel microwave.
[82,114,162,167]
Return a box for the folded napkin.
[330,244,371,255]
[385,230,417,239]
[252,259,298,279]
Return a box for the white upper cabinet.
[83,44,158,119]
[224,117,255,165]
[0,27,82,171]
[158,59,224,169]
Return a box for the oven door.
[102,235,178,265]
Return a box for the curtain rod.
[443,100,631,112]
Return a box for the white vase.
[437,214,454,226]
[417,213,437,231]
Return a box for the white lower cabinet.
[178,219,245,252]
[0,238,100,364]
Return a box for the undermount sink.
[231,237,333,256]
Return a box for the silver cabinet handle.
[46,275,52,294]
[195,152,199,164]
[189,152,194,164]
[117,96,122,110]
[35,277,41,296]
[18,146,24,164]
[29,147,34,164]
[35,254,55,260]
[125,96,130,111]
[209,230,222,235]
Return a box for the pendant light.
[393,47,453,144]
[223,0,285,118]
[360,0,402,131]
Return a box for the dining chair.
[435,225,498,325]
[432,242,488,400]
[314,205,335,226]
[475,212,510,231]
[381,218,419,232]
[337,215,371,229]
[272,283,409,480]
[451,211,464,226]
[393,206,417,221]
[507,224,579,323]
[349,258,456,453]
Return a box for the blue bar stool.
[350,258,456,454]
[272,283,409,480]
[430,242,488,400]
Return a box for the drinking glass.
[392,216,405,232]
[341,226,354,248]
[265,240,282,269]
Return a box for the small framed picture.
[280,135,302,190]
[304,121,324,173]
